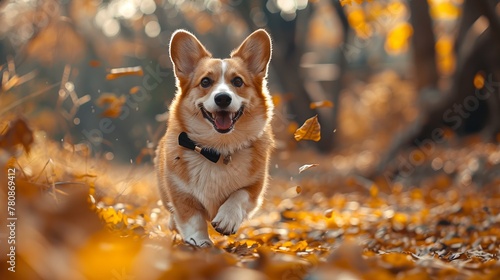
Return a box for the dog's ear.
[231,29,272,78]
[170,30,211,79]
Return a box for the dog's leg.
[211,179,265,235]
[176,212,212,247]
[169,189,212,247]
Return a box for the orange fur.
[155,29,274,246]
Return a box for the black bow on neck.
[178,132,221,163]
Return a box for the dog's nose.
[214,93,232,108]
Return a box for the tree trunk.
[408,0,438,90]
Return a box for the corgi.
[155,29,274,247]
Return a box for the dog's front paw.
[185,237,213,247]
[183,229,213,247]
[183,232,213,247]
[211,204,246,236]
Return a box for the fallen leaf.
[294,115,321,142]
[298,164,319,174]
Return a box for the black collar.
[179,132,228,164]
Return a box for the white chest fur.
[172,147,255,219]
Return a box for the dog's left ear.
[231,29,272,77]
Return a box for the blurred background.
[2,1,500,279]
[4,0,496,171]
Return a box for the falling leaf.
[106,66,143,80]
[474,72,485,89]
[129,86,141,94]
[298,164,319,174]
[310,101,334,109]
[0,118,34,153]
[96,94,126,118]
[89,60,101,67]
[294,115,321,142]
[272,95,282,107]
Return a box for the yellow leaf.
[294,115,321,142]
[290,240,308,252]
[339,0,353,6]
[385,23,413,54]
[106,66,143,80]
[298,163,319,174]
[310,100,334,109]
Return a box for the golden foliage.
[474,72,486,89]
[430,2,462,19]
[436,36,456,74]
[2,120,500,280]
[385,22,413,54]
[340,0,372,7]
[26,21,86,65]
[294,115,321,142]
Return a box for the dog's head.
[169,29,273,151]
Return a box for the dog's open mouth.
[200,105,244,134]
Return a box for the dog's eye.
[232,77,243,88]
[200,77,212,88]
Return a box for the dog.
[155,29,274,247]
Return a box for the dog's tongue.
[214,111,232,130]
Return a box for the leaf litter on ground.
[1,124,500,280]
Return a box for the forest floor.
[0,68,499,280]
[1,124,499,280]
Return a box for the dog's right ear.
[169,30,211,80]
